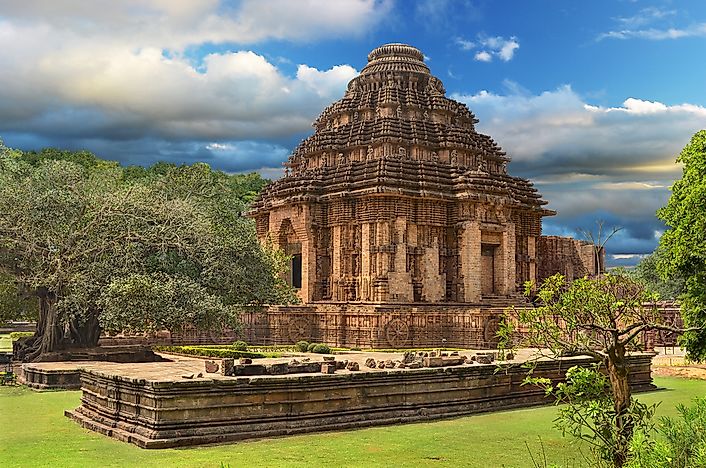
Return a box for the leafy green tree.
[0,142,293,361]
[658,130,706,360]
[631,248,685,300]
[501,273,694,467]
[0,271,39,325]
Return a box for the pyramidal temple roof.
[250,43,553,216]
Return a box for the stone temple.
[245,43,599,348]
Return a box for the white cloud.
[459,34,520,62]
[454,86,706,169]
[455,38,475,50]
[0,25,358,141]
[296,64,359,98]
[474,51,492,62]
[615,7,677,28]
[0,0,394,48]
[453,85,706,255]
[497,38,520,61]
[598,22,706,41]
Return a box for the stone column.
[388,217,413,301]
[528,235,537,285]
[459,221,481,303]
[361,223,371,301]
[300,238,316,303]
[498,223,516,295]
[422,237,445,302]
[332,225,342,300]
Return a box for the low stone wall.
[21,365,82,390]
[66,353,655,448]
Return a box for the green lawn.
[1,377,705,468]
[0,333,12,352]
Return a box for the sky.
[1,0,705,266]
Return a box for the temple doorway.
[291,253,302,289]
[481,243,496,295]
[278,219,302,290]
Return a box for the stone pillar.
[361,223,371,301]
[388,217,413,301]
[422,237,446,302]
[332,225,342,300]
[528,236,537,285]
[498,224,516,295]
[460,221,481,303]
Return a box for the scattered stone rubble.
[204,350,514,377]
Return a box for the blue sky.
[1,0,705,265]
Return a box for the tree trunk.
[68,311,101,348]
[14,289,63,361]
[606,346,632,468]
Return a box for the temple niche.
[249,43,559,307]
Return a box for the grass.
[0,333,12,352]
[1,377,705,468]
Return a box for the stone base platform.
[65,352,655,448]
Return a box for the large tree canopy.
[630,248,685,301]
[0,142,292,361]
[657,129,706,360]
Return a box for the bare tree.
[578,220,623,276]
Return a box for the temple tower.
[248,43,554,305]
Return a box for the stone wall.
[99,302,681,350]
[66,353,655,448]
[537,235,601,282]
[103,304,511,349]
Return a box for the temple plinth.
[249,43,555,306]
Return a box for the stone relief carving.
[288,317,311,343]
[385,318,411,348]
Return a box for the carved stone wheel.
[482,317,502,345]
[385,318,410,348]
[288,317,311,343]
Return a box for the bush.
[627,397,706,468]
[312,343,331,354]
[295,340,310,353]
[9,331,33,341]
[153,345,268,359]
[306,342,316,352]
[232,340,248,351]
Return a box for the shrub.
[306,342,317,352]
[295,340,310,353]
[9,331,33,341]
[153,345,268,359]
[312,343,331,354]
[627,397,706,468]
[232,340,248,351]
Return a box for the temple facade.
[249,43,566,306]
